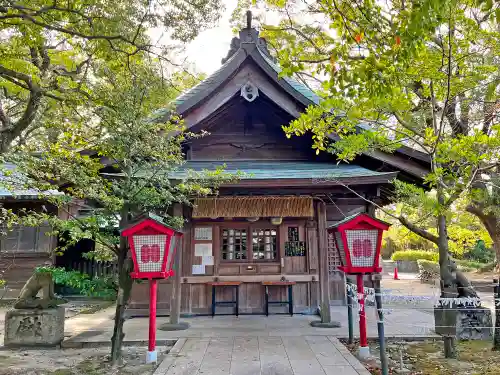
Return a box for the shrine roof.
[161,26,319,118]
[166,160,397,183]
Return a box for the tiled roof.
[166,160,395,180]
[257,49,320,105]
[0,163,62,199]
[172,52,241,108]
[163,28,320,117]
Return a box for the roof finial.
[246,10,252,29]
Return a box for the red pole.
[147,279,158,363]
[357,273,370,358]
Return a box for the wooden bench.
[262,281,296,316]
[207,281,242,317]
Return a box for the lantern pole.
[346,277,354,344]
[356,273,370,358]
[147,278,158,363]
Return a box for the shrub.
[478,262,496,273]
[464,240,495,263]
[36,266,117,300]
[417,259,440,283]
[391,250,438,262]
[454,259,487,270]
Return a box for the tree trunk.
[110,205,132,364]
[437,191,457,359]
[466,204,500,270]
[494,279,500,351]
[110,249,133,364]
[493,237,500,272]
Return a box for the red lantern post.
[121,213,183,363]
[327,213,389,358]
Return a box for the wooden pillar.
[316,201,332,323]
[366,202,376,216]
[170,203,183,324]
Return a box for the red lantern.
[327,213,389,275]
[121,213,183,364]
[121,213,183,280]
[328,213,389,358]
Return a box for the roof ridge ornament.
[247,10,252,29]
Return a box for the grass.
[406,340,500,375]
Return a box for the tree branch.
[319,176,440,244]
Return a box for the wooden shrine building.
[128,18,429,316]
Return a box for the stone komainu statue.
[14,270,65,309]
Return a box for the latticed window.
[327,231,341,274]
[252,228,277,260]
[222,229,247,260]
[345,229,378,267]
[284,226,305,256]
[220,225,279,262]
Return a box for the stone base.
[434,306,492,340]
[310,321,341,328]
[158,322,190,331]
[4,307,65,347]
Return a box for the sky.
[183,0,234,75]
[177,0,283,75]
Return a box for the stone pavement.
[64,306,437,346]
[154,336,371,375]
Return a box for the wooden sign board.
[194,227,212,241]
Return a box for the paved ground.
[64,305,437,346]
[154,336,371,375]
[0,304,116,344]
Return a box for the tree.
[236,0,500,356]
[0,1,225,360]
[0,0,223,153]
[382,201,493,260]
[3,61,233,362]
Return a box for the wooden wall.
[188,121,312,162]
[127,201,371,316]
[0,201,58,294]
[128,216,322,315]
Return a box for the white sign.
[195,243,212,256]
[202,256,214,265]
[194,227,212,240]
[192,265,205,275]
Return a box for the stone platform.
[4,307,65,347]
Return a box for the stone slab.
[4,307,65,347]
[435,307,493,340]
[154,336,372,375]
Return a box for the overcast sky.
[178,1,282,75]
[183,0,234,75]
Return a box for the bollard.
[372,273,388,375]
[494,278,500,350]
[346,278,354,345]
[357,274,370,358]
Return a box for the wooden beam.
[316,201,332,323]
[179,274,319,283]
[170,203,183,324]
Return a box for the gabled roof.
[171,27,319,116]
[327,212,390,230]
[163,21,430,181]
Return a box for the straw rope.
[192,196,314,218]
